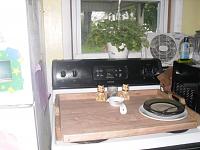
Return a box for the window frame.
[61,0,182,59]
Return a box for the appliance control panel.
[52,58,162,89]
[93,66,128,80]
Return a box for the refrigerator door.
[0,0,33,105]
[0,106,38,150]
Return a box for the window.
[81,1,158,53]
[62,0,176,59]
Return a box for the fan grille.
[150,34,177,63]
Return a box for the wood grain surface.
[55,90,199,143]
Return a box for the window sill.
[73,51,143,59]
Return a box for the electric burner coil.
[143,98,185,117]
[139,98,187,121]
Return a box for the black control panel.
[52,58,163,89]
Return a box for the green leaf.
[85,18,149,52]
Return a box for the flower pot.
[107,42,129,59]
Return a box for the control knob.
[72,70,78,77]
[60,70,66,77]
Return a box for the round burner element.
[73,139,107,144]
[139,98,187,121]
[143,98,185,117]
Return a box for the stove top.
[52,58,162,89]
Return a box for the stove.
[50,58,200,150]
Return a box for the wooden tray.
[55,90,200,143]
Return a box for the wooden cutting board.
[55,90,199,143]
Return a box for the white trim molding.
[61,0,73,59]
[157,0,168,33]
[170,0,183,32]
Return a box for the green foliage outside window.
[85,19,148,52]
[82,2,158,53]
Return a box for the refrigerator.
[0,0,51,150]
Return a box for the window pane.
[81,0,158,54]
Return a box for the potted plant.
[86,18,149,58]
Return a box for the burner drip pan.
[139,98,187,121]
